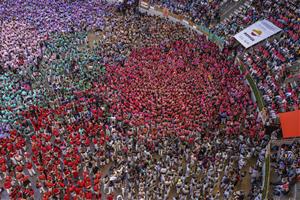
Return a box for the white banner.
[234,19,281,48]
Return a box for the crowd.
[0,0,113,70]
[149,0,226,26]
[212,0,299,40]
[97,34,268,198]
[270,140,300,196]
[148,0,300,120]
[147,0,299,120]
[242,35,299,120]
[102,34,269,199]
[0,20,45,71]
[0,0,280,199]
[0,0,112,33]
[106,38,262,138]
[214,0,300,119]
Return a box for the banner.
[234,19,281,48]
[279,110,300,139]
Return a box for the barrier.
[262,142,271,199]
[236,57,265,112]
[271,138,300,146]
[236,56,269,124]
[198,24,226,49]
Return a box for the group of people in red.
[106,38,262,140]
[150,0,299,122]
[0,92,107,199]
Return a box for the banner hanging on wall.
[234,19,281,48]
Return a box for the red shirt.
[107,194,114,200]
[26,162,33,169]
[85,192,93,199]
[4,180,11,189]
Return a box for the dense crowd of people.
[212,0,299,40]
[148,0,299,120]
[211,0,299,119]
[0,0,113,70]
[270,140,300,197]
[0,20,45,71]
[149,0,226,26]
[0,0,111,33]
[0,0,297,199]
[243,36,299,120]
